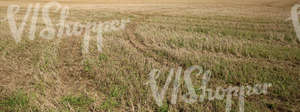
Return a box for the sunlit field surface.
[0,0,299,111]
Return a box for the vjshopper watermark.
[288,4,300,41]
[1,1,130,54]
[146,65,272,112]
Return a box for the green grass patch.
[99,86,125,111]
[61,94,94,111]
[0,91,36,112]
[98,53,108,62]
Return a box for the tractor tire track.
[125,15,193,67]
[125,16,181,66]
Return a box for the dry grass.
[0,0,299,111]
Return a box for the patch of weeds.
[228,47,238,55]
[185,26,194,32]
[154,49,169,57]
[283,33,293,42]
[153,49,179,62]
[187,38,203,49]
[83,60,92,72]
[157,103,169,112]
[242,45,269,58]
[61,94,94,111]
[134,33,146,43]
[33,82,46,96]
[220,28,237,36]
[244,44,300,61]
[98,53,108,62]
[181,59,193,68]
[100,97,119,111]
[39,59,51,72]
[99,86,125,111]
[0,46,3,52]
[189,26,210,34]
[112,86,124,97]
[166,38,185,48]
[128,15,136,19]
[0,91,33,112]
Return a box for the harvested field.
[0,0,299,111]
